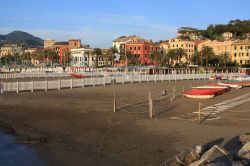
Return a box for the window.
[138,46,140,50]
[134,46,136,50]
[234,53,237,57]
[234,60,237,63]
[173,45,175,47]
[234,46,237,50]
[240,60,242,64]
[130,47,132,50]
[145,47,147,50]
[247,53,249,56]
[176,44,178,47]
[240,46,243,50]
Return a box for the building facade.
[126,36,159,65]
[222,32,233,40]
[231,40,250,65]
[44,39,56,48]
[160,38,195,65]
[0,44,24,57]
[70,47,93,67]
[196,40,233,56]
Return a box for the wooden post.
[154,74,157,82]
[16,81,19,93]
[149,91,153,119]
[198,102,201,123]
[173,87,175,100]
[70,79,73,89]
[31,81,34,92]
[113,79,116,112]
[0,82,3,94]
[93,77,95,87]
[169,74,171,82]
[103,77,106,86]
[182,86,185,93]
[58,79,61,90]
[45,80,48,91]
[82,78,85,88]
[139,74,141,83]
[162,74,164,82]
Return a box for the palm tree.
[46,50,59,66]
[199,46,215,68]
[219,52,231,67]
[93,48,102,68]
[125,51,133,66]
[107,47,118,66]
[21,52,31,66]
[85,50,92,67]
[167,49,177,66]
[175,48,186,65]
[149,50,161,65]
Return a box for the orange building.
[126,36,159,65]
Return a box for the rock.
[175,145,203,165]
[190,145,231,166]
[239,134,250,145]
[238,142,250,160]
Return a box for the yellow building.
[231,40,250,65]
[160,38,195,64]
[197,39,250,65]
[0,46,12,57]
[197,40,233,56]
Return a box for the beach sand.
[0,79,249,166]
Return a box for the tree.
[149,50,161,65]
[219,52,231,67]
[46,50,59,66]
[93,48,102,67]
[85,50,92,67]
[21,52,32,66]
[107,47,118,66]
[199,46,215,68]
[175,48,187,65]
[191,50,200,65]
[167,49,177,66]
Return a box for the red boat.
[183,88,225,99]
[209,75,223,80]
[70,73,87,78]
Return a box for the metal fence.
[0,72,241,93]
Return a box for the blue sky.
[0,0,250,48]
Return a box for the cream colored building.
[222,32,233,40]
[197,40,233,56]
[0,46,12,56]
[44,39,56,48]
[231,40,250,65]
[0,44,24,57]
[160,38,195,64]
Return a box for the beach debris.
[238,142,250,160]
[160,135,250,166]
[161,90,167,96]
[239,134,250,145]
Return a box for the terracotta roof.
[112,36,131,42]
[232,40,250,45]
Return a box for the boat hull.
[183,94,215,99]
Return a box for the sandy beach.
[0,79,249,166]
